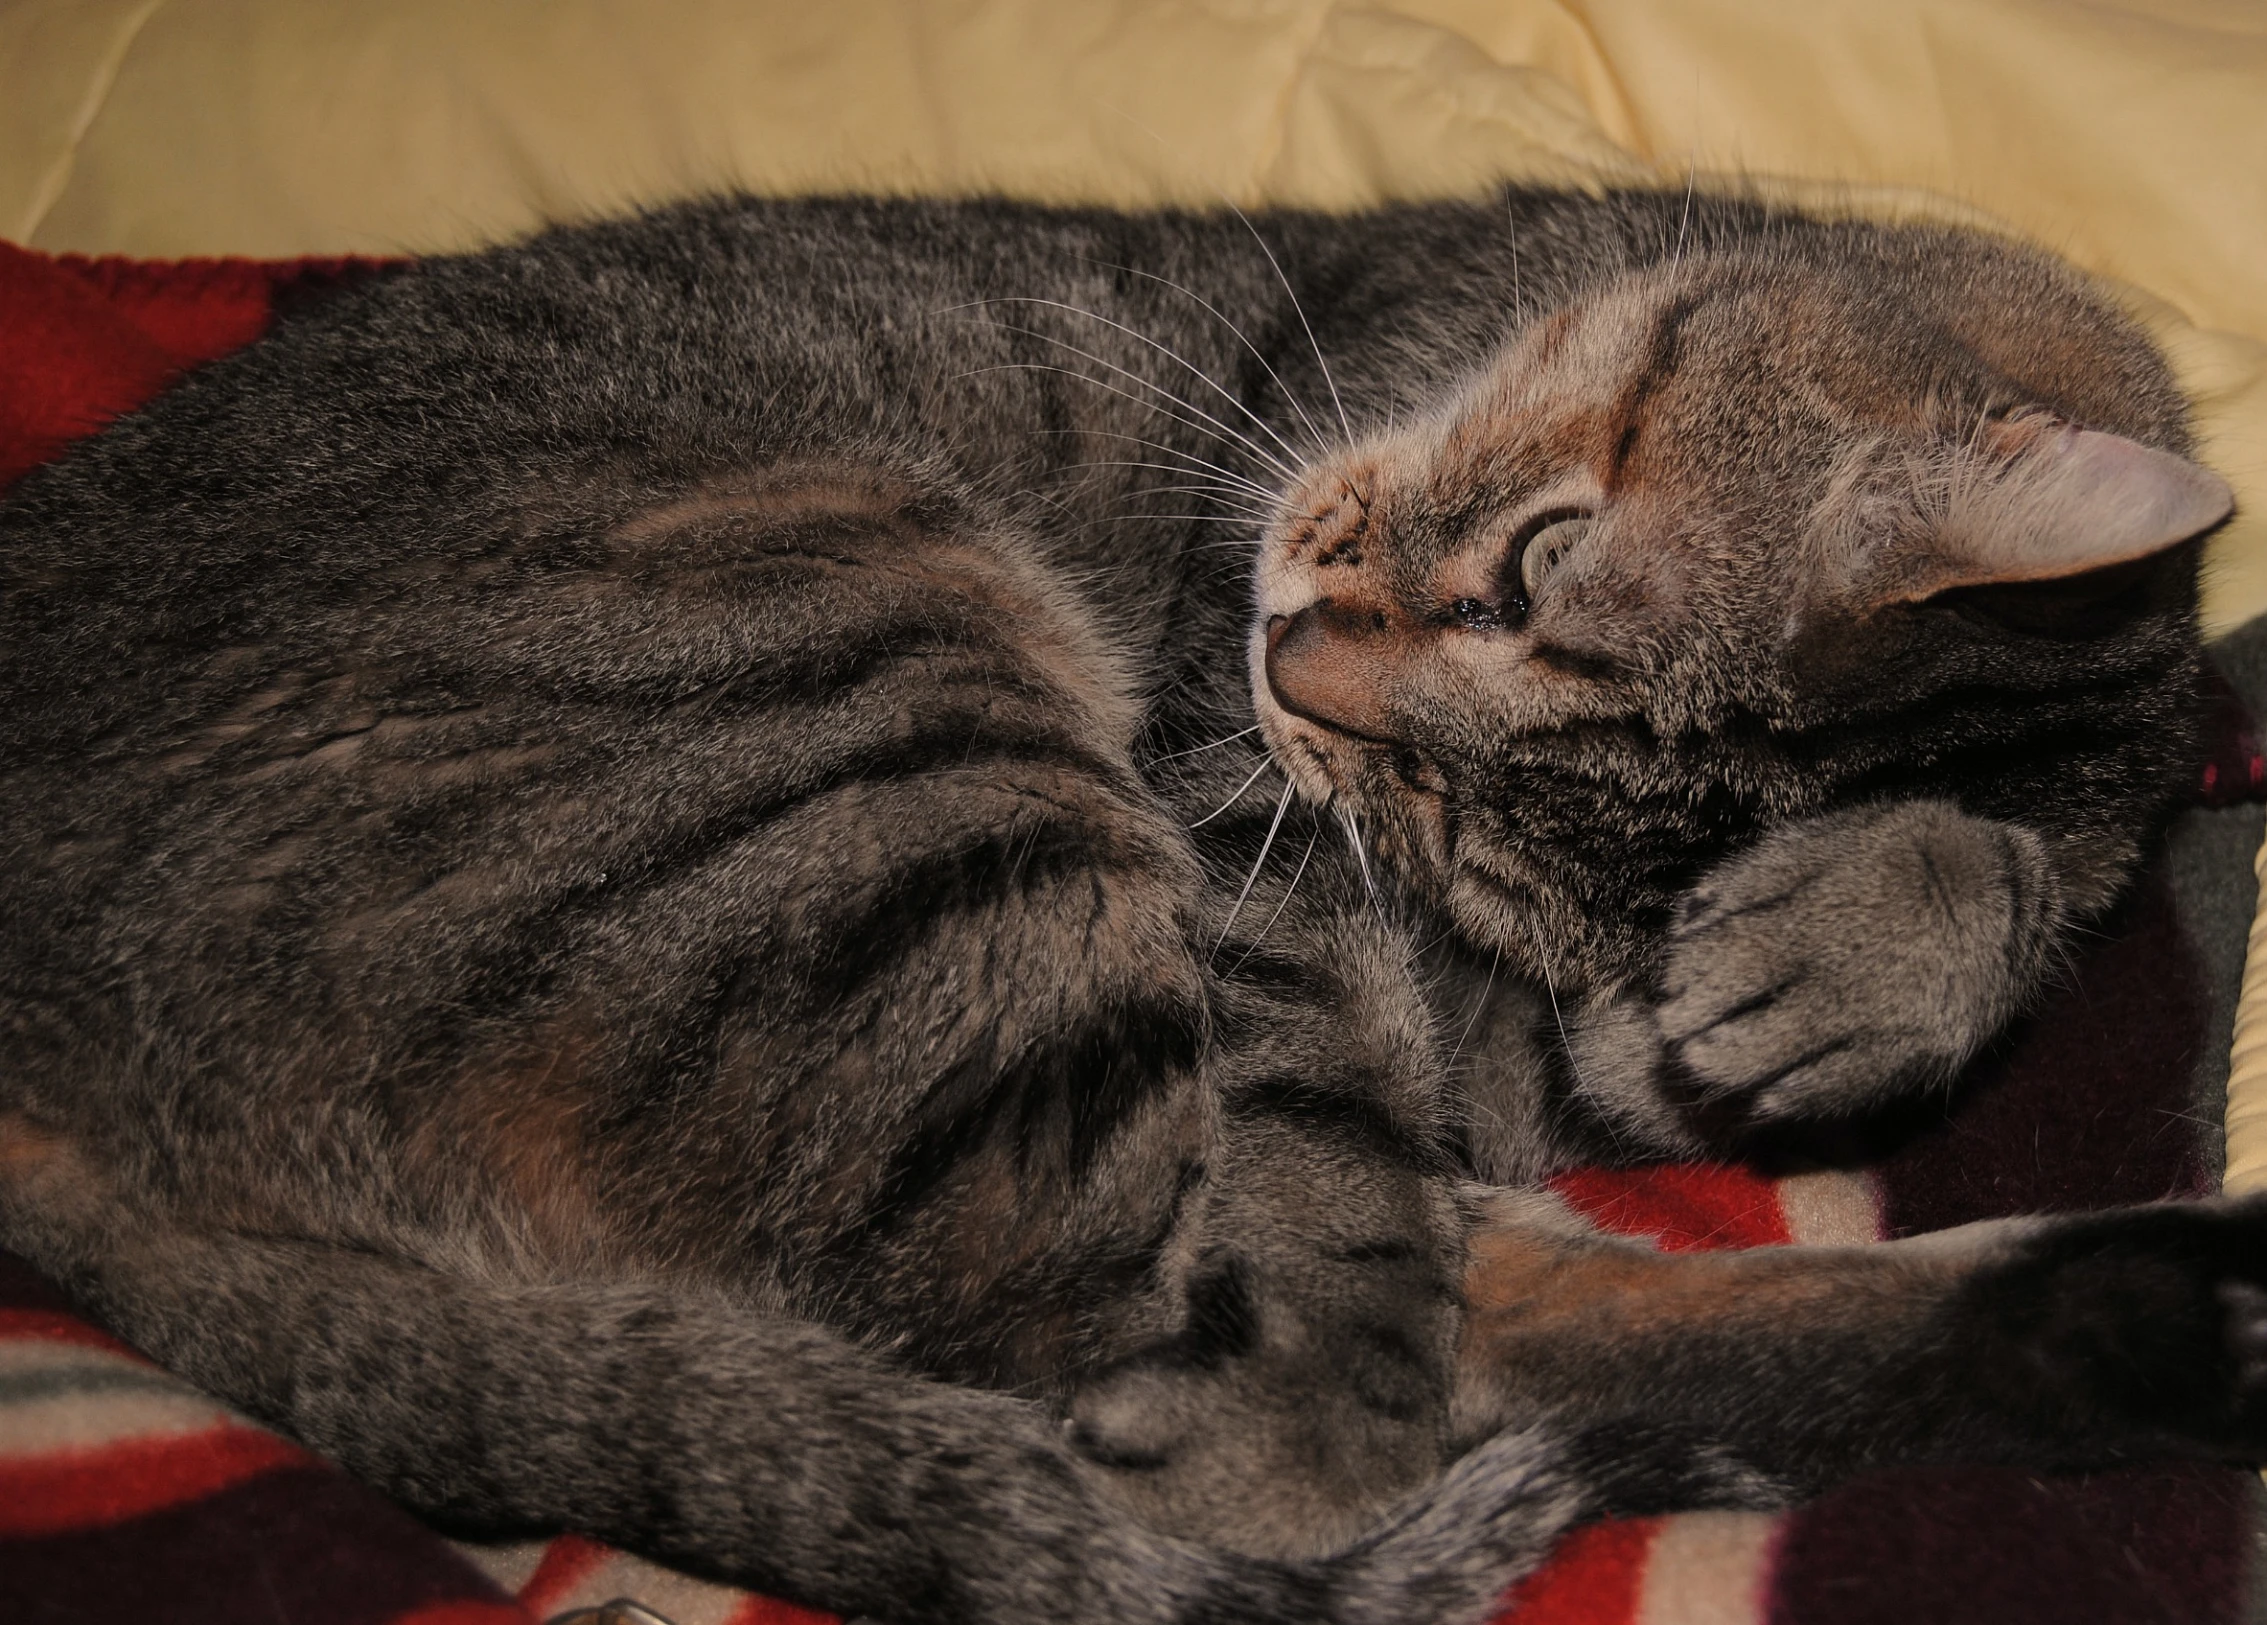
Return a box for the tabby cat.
[2,186,2261,1624]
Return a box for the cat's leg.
[1562,800,2066,1154]
[1057,872,1770,1553]
[1455,1187,2267,1493]
[1060,885,1479,1557]
[0,1125,1763,1625]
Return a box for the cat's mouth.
[1250,594,1463,898]
[1245,457,1474,881]
[1249,597,1409,811]
[1247,458,1423,811]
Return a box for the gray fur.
[0,187,2257,1622]
[1648,801,2061,1138]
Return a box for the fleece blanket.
[2,243,2264,1625]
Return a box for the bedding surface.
[4,0,2264,630]
[0,249,2254,1625]
[6,3,2267,1619]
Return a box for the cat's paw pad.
[1653,802,2052,1129]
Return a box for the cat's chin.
[1433,856,1655,998]
[1240,684,1647,992]
[1252,718,1344,810]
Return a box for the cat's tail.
[0,1176,1620,1625]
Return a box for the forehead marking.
[1604,292,1705,491]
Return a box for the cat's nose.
[1264,602,1400,742]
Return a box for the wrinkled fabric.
[3,0,2263,629]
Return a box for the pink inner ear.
[1892,426,2233,602]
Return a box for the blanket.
[1,242,2263,1625]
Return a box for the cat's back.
[0,196,1265,1300]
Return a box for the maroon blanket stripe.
[1771,1464,2252,1625]
[0,1464,524,1624]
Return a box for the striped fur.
[0,190,2255,1622]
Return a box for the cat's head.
[1249,238,2232,989]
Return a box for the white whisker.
[1504,192,1524,314]
[1123,485,1281,515]
[1670,152,1698,273]
[1228,206,1354,446]
[1522,910,1620,1152]
[1225,821,1323,970]
[1076,256,1334,456]
[956,364,1298,486]
[1215,780,1297,951]
[1054,455,1286,506]
[1444,946,1504,1079]
[1125,478,1279,502]
[1014,484,1079,521]
[957,296,1312,472]
[1044,430,1295,506]
[1132,508,1271,531]
[964,327,1302,485]
[1146,723,1261,765]
[1338,806,1385,921]
[1188,757,1276,829]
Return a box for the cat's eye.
[1515,511,1593,599]
[1449,509,1594,632]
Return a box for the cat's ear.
[1863,416,2231,607]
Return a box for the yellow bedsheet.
[5,0,2263,626]
[6,0,2267,1173]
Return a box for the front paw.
[1654,802,2060,1128]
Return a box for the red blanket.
[0,242,2256,1625]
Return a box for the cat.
[0,184,2261,1625]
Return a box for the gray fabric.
[2168,610,2267,1183]
[2162,798,2263,1185]
[2215,612,2267,716]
